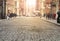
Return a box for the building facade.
[0,0,60,19]
[6,0,19,15]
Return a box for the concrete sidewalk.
[41,17,60,26]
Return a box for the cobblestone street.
[0,17,60,41]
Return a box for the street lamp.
[2,0,6,19]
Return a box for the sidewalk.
[15,16,60,26]
[41,17,60,26]
[0,16,60,26]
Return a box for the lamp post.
[2,0,6,19]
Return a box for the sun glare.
[26,0,36,7]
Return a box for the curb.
[41,18,60,26]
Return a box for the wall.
[6,0,17,15]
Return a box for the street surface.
[0,17,60,41]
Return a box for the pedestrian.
[43,13,46,17]
[48,13,51,20]
[57,9,60,23]
[46,13,49,19]
[54,13,56,19]
[38,12,42,18]
[7,10,10,20]
[48,13,50,19]
[46,13,48,19]
[49,13,52,20]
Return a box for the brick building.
[0,0,60,19]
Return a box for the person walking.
[52,13,56,19]
[57,9,60,23]
[7,10,10,20]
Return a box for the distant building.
[0,0,60,19]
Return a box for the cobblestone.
[0,17,60,41]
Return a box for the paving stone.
[0,17,60,41]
